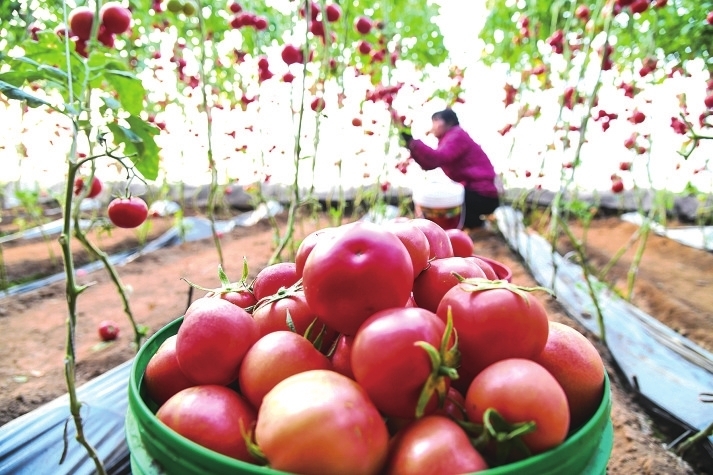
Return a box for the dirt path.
[0,212,708,473]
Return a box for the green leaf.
[107,115,160,181]
[0,80,53,108]
[103,70,146,115]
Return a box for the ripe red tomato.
[100,2,132,34]
[157,385,257,462]
[98,320,119,341]
[355,16,372,34]
[251,290,319,337]
[294,227,337,278]
[412,257,485,313]
[311,96,326,112]
[281,44,303,65]
[238,331,331,408]
[74,176,103,198]
[69,6,94,41]
[611,179,624,193]
[302,221,413,335]
[383,220,431,280]
[382,416,488,474]
[97,25,115,47]
[410,218,454,259]
[465,358,570,455]
[255,370,389,474]
[532,321,605,428]
[434,386,467,421]
[436,282,550,391]
[175,297,259,385]
[351,307,456,419]
[466,256,498,280]
[252,262,299,300]
[358,40,372,55]
[107,196,149,228]
[445,228,474,258]
[143,335,194,406]
[330,334,355,379]
[211,288,256,309]
[325,3,341,22]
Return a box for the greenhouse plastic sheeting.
[496,206,713,455]
[620,212,713,252]
[0,360,132,475]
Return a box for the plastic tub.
[412,180,465,230]
[127,318,613,475]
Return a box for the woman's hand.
[400,131,413,147]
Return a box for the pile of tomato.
[142,217,606,474]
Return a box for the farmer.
[401,108,500,228]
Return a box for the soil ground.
[0,208,711,474]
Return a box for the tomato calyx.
[182,259,252,297]
[289,311,329,352]
[250,278,304,313]
[240,421,268,466]
[413,308,460,418]
[453,275,555,303]
[471,408,536,465]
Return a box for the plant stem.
[72,215,146,349]
[625,216,651,301]
[196,0,224,267]
[56,1,107,472]
[674,421,713,456]
[268,3,311,265]
[59,162,106,475]
[0,244,8,291]
[558,218,607,343]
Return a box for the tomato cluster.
[142,218,606,473]
[66,2,133,57]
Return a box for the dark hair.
[432,108,459,126]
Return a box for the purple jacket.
[408,126,499,197]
